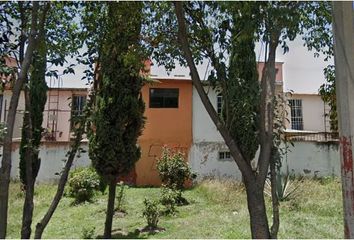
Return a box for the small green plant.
[81,226,96,239]
[142,198,160,229]
[160,185,181,215]
[157,147,193,190]
[115,181,126,212]
[264,172,300,202]
[317,176,335,185]
[67,167,102,203]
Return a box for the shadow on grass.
[96,228,147,239]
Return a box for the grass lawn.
[8,178,343,239]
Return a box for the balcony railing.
[284,130,339,142]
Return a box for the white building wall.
[287,94,329,132]
[192,86,223,142]
[191,86,242,180]
[301,95,328,131]
[190,142,242,180]
[7,142,90,182]
[191,87,339,181]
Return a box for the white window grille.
[289,99,304,130]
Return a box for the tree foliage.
[88,2,145,182]
[224,3,260,163]
[87,2,146,238]
[19,26,48,187]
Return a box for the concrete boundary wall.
[190,141,340,181]
[3,142,90,183]
[283,141,340,177]
[4,140,340,183]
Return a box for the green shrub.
[142,198,160,228]
[81,226,96,239]
[160,185,180,215]
[156,147,193,190]
[67,167,102,203]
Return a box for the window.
[71,95,86,129]
[219,151,232,161]
[217,94,223,115]
[149,88,179,108]
[289,99,303,130]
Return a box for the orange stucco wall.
[136,79,193,186]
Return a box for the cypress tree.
[88,2,145,238]
[224,3,260,163]
[19,29,47,187]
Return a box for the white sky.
[57,36,332,94]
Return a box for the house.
[2,60,340,184]
[0,76,91,182]
[1,72,194,184]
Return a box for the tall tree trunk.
[104,180,116,239]
[34,125,85,239]
[0,3,39,238]
[21,88,35,239]
[270,154,280,239]
[21,179,35,238]
[257,31,280,184]
[244,177,271,238]
[332,1,354,238]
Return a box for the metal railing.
[285,131,339,142]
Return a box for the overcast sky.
[57,36,332,95]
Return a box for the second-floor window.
[289,99,304,130]
[217,94,223,115]
[71,95,86,129]
[149,88,179,108]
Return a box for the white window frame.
[289,99,304,130]
[219,151,232,161]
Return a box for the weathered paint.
[339,136,354,238]
[332,2,354,237]
[282,141,340,177]
[136,79,193,186]
[191,86,241,180]
[340,136,353,174]
[190,142,242,180]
